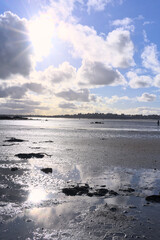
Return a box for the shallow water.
[0,118,160,239]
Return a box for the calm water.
[0,117,159,132]
[0,118,160,239]
[0,118,160,142]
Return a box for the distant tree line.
[0,113,160,120]
[49,113,160,119]
[0,115,28,120]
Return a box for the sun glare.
[28,188,47,203]
[29,14,55,60]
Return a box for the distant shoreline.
[0,113,160,120]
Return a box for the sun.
[28,14,55,60]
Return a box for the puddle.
[1,163,160,238]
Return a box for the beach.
[0,118,160,239]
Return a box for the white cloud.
[32,60,126,89]
[58,22,135,68]
[123,107,160,115]
[42,62,76,84]
[46,0,83,23]
[87,0,124,12]
[127,71,153,88]
[154,74,160,87]
[98,105,160,116]
[39,0,124,18]
[0,11,33,79]
[141,44,160,74]
[143,30,149,43]
[77,60,126,86]
[143,21,154,26]
[112,17,132,26]
[105,95,129,104]
[106,28,135,67]
[47,0,73,19]
[104,93,156,104]
[87,0,112,12]
[137,93,156,102]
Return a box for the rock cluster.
[62,184,118,197]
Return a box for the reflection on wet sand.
[1,163,160,239]
[27,188,47,203]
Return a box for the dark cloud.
[0,86,26,99]
[0,11,33,79]
[78,61,126,86]
[13,99,41,105]
[56,88,96,102]
[59,102,77,109]
[137,93,156,102]
[0,83,44,99]
[0,100,49,114]
[52,70,74,83]
[23,83,44,93]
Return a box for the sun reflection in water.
[28,188,47,203]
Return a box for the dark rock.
[62,184,89,196]
[15,153,45,159]
[129,205,136,209]
[41,168,52,174]
[90,121,104,124]
[62,188,79,196]
[11,167,18,171]
[87,192,94,197]
[85,183,89,188]
[29,147,41,149]
[2,144,16,146]
[62,184,118,198]
[94,188,108,196]
[74,185,88,195]
[146,195,160,203]
[109,190,119,196]
[26,219,32,222]
[4,138,26,143]
[119,188,135,193]
[110,207,117,212]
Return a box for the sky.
[0,0,160,115]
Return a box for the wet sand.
[0,119,160,239]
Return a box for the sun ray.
[6,25,29,36]
[4,13,55,67]
[12,44,33,67]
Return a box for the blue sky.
[0,0,160,115]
